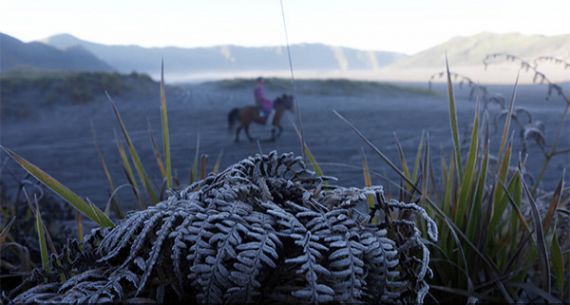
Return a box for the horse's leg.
[277,125,283,138]
[235,125,242,142]
[245,124,255,142]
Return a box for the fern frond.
[361,229,402,303]
[226,216,280,303]
[194,201,252,304]
[13,152,437,304]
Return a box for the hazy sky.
[2,0,568,54]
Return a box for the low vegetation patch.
[0,70,157,119]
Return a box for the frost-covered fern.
[12,151,437,304]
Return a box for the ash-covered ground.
[1,79,568,210]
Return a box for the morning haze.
[1,1,569,304]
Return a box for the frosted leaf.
[13,152,436,304]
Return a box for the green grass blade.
[75,211,84,242]
[551,230,564,296]
[490,139,513,231]
[497,72,520,161]
[498,179,531,237]
[411,131,425,183]
[107,92,159,204]
[499,177,534,273]
[292,123,323,176]
[212,149,224,175]
[442,153,455,215]
[304,143,323,177]
[199,154,208,180]
[420,133,430,201]
[427,153,439,203]
[115,134,138,187]
[114,130,145,209]
[361,148,375,221]
[1,146,114,228]
[160,60,173,189]
[393,132,413,202]
[33,203,49,271]
[507,171,524,252]
[467,139,488,240]
[91,122,124,218]
[148,120,166,178]
[445,56,462,179]
[393,132,411,179]
[542,172,564,233]
[523,179,551,293]
[455,103,479,225]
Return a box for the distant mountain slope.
[40,34,407,74]
[0,33,113,73]
[392,32,570,68]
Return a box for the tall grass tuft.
[1,146,114,228]
[337,60,568,303]
[107,92,159,204]
[484,53,570,192]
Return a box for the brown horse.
[227,94,295,142]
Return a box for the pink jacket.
[254,85,273,113]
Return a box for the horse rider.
[254,77,273,118]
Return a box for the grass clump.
[336,58,569,303]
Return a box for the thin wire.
[280,0,295,83]
[280,0,306,162]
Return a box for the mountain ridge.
[40,33,408,75]
[3,32,568,81]
[392,32,570,68]
[0,33,113,73]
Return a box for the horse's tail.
[228,108,239,132]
